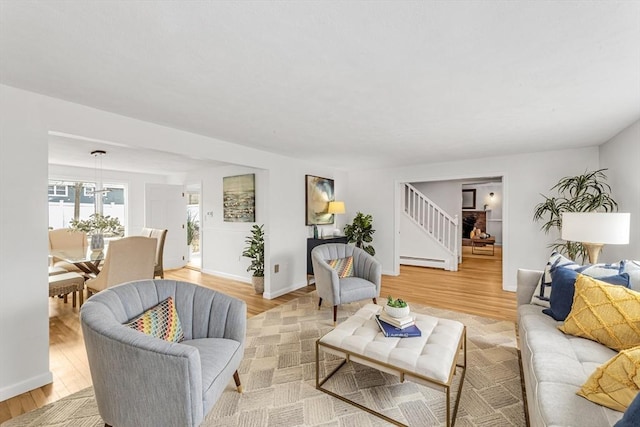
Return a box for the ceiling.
[48,133,227,175]
[1,1,639,171]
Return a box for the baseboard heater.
[400,255,445,266]
[400,256,444,263]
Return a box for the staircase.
[401,183,459,271]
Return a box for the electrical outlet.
[274,264,279,273]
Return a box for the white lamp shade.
[327,201,346,214]
[561,212,630,244]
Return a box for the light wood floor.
[0,246,512,423]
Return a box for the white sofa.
[517,268,624,427]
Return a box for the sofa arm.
[517,269,543,307]
[312,255,341,304]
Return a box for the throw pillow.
[559,276,640,351]
[542,269,630,321]
[327,256,354,278]
[621,260,640,292]
[530,251,624,307]
[615,391,640,427]
[125,296,184,343]
[578,345,640,412]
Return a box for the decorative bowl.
[384,304,410,319]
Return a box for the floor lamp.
[561,212,630,264]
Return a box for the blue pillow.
[542,267,630,321]
[615,391,640,427]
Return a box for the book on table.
[375,315,422,338]
[379,311,415,328]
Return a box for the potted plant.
[242,224,265,294]
[385,296,410,318]
[533,169,618,262]
[343,212,376,256]
[69,213,123,251]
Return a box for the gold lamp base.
[583,243,604,264]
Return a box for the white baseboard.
[0,371,53,401]
[200,270,310,300]
[263,281,309,300]
[200,269,252,285]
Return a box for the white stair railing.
[402,183,459,267]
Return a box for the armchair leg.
[233,370,242,393]
[373,297,377,305]
[333,305,338,326]
[318,298,322,310]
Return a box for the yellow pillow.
[559,275,640,351]
[578,346,640,412]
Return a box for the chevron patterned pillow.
[327,256,354,278]
[125,296,184,343]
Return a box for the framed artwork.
[223,174,255,222]
[305,175,335,225]
[462,189,476,210]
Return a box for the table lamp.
[561,212,630,264]
[327,201,346,236]
[327,201,345,215]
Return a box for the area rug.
[2,292,525,426]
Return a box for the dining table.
[50,247,106,275]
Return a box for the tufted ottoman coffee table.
[315,304,466,427]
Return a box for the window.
[48,184,68,197]
[48,180,126,234]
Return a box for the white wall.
[187,164,348,297]
[347,146,600,291]
[599,119,640,262]
[48,164,168,235]
[0,85,53,400]
[189,164,266,284]
[0,84,347,400]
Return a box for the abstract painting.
[223,174,255,222]
[305,175,334,225]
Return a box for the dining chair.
[48,228,88,273]
[311,243,382,324]
[140,227,168,278]
[85,236,156,297]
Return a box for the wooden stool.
[49,272,85,308]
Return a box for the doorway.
[396,175,508,290]
[186,185,201,270]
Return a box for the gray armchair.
[311,243,382,324]
[80,279,246,427]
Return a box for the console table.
[307,236,348,285]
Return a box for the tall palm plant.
[533,169,618,262]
